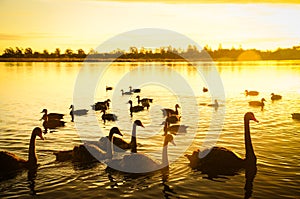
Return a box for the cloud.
[0,33,68,41]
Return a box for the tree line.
[1,44,300,61]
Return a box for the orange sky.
[0,0,300,54]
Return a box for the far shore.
[0,57,299,62]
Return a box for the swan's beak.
[253,117,259,123]
[170,140,176,146]
[39,133,45,140]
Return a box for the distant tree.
[43,49,49,58]
[2,47,15,57]
[77,49,86,58]
[24,48,33,57]
[15,47,23,58]
[64,48,73,58]
[55,48,61,57]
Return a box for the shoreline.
[0,57,300,62]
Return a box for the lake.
[0,61,299,198]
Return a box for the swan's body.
[101,109,118,124]
[166,115,181,124]
[121,89,132,95]
[54,127,123,163]
[92,99,110,111]
[41,109,64,120]
[69,105,88,122]
[271,93,282,100]
[0,127,44,179]
[136,95,153,109]
[186,112,258,175]
[292,113,300,120]
[106,134,175,173]
[245,90,259,96]
[161,104,180,117]
[106,86,113,91]
[249,98,266,107]
[129,86,141,93]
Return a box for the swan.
[161,104,180,117]
[245,90,259,96]
[163,120,188,135]
[69,105,88,122]
[121,89,132,95]
[101,109,118,124]
[292,113,300,120]
[248,98,266,107]
[106,134,176,173]
[54,120,145,162]
[0,127,44,178]
[129,86,141,93]
[203,87,208,92]
[54,127,123,163]
[41,109,65,132]
[271,93,282,100]
[185,112,258,175]
[92,99,110,111]
[136,95,153,109]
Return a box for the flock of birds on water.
[0,86,299,181]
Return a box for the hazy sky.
[1,0,300,53]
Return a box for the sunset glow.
[1,0,300,54]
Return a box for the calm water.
[0,61,299,198]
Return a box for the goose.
[54,120,145,162]
[136,95,153,109]
[271,93,282,101]
[166,115,181,124]
[69,105,88,122]
[292,113,300,120]
[41,109,65,132]
[161,104,180,117]
[101,109,118,124]
[245,90,259,96]
[129,86,141,93]
[0,127,44,179]
[121,89,132,96]
[106,86,113,91]
[185,112,258,176]
[41,109,64,120]
[248,98,266,107]
[92,99,110,111]
[163,120,188,135]
[106,134,176,173]
[208,99,219,107]
[203,87,208,93]
[128,100,144,116]
[54,127,123,163]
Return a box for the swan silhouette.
[106,134,176,173]
[128,100,144,116]
[129,86,141,93]
[92,99,110,111]
[292,113,300,120]
[249,98,266,107]
[186,112,258,176]
[121,89,132,95]
[0,127,44,179]
[136,95,153,109]
[54,127,123,163]
[245,90,259,96]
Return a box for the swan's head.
[69,105,73,109]
[127,100,133,105]
[245,112,259,123]
[175,104,180,108]
[41,109,47,113]
[106,99,111,102]
[271,93,274,96]
[134,120,144,128]
[165,134,176,146]
[136,95,140,99]
[33,127,44,140]
[110,127,123,137]
[261,98,266,102]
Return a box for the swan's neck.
[162,140,169,167]
[28,133,37,167]
[131,123,137,153]
[244,118,256,163]
[107,132,114,159]
[175,106,178,114]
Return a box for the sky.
[0,0,300,54]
